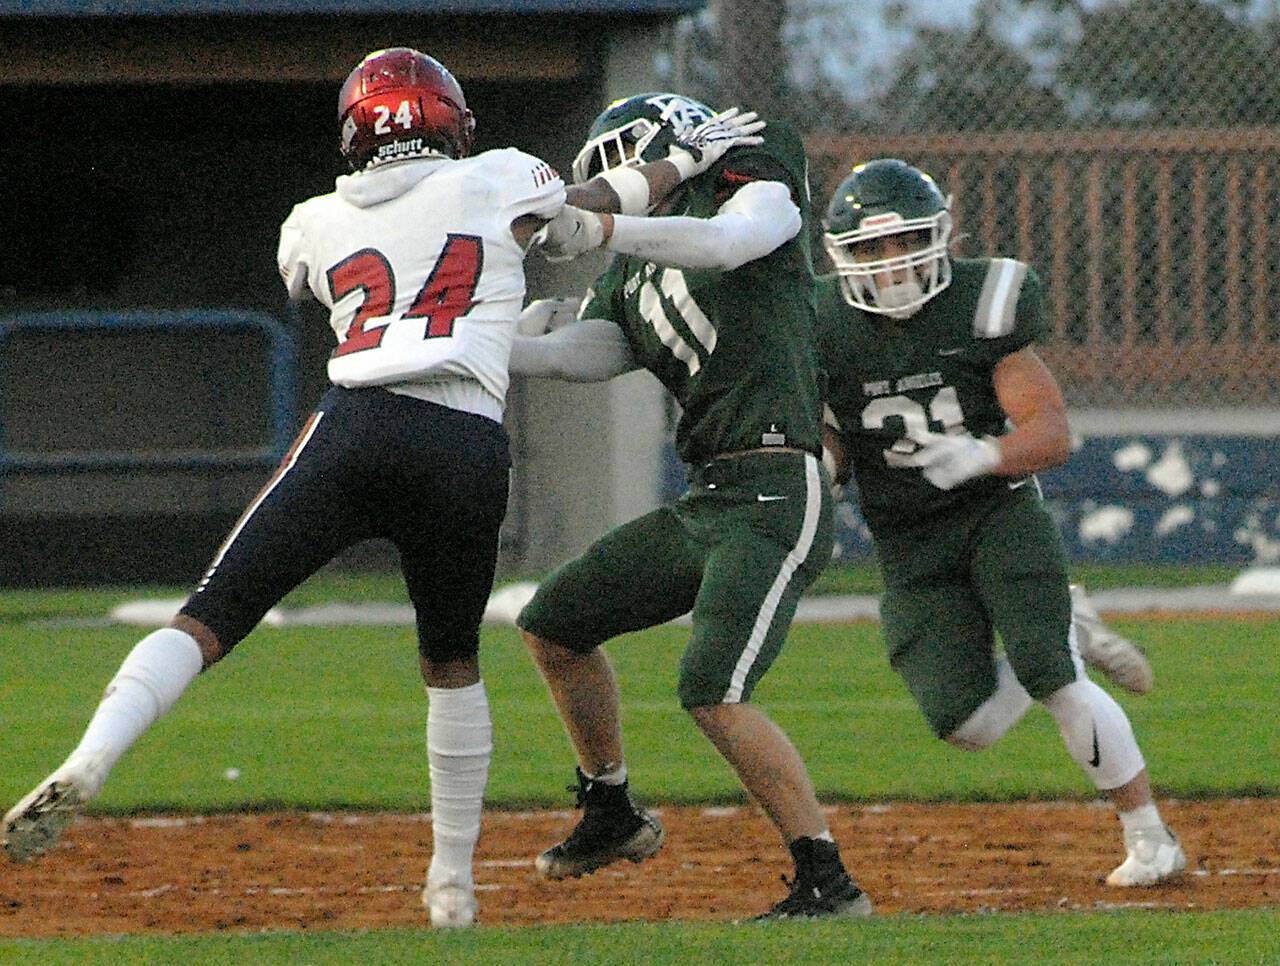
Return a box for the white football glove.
[536,205,606,263]
[665,107,766,181]
[915,432,1001,491]
[516,297,580,336]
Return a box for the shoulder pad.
[972,258,1030,338]
[470,147,564,204]
[468,146,545,175]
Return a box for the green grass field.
[1,565,1276,964]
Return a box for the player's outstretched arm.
[509,317,636,382]
[538,180,798,268]
[564,106,765,217]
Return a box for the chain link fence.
[662,0,1280,410]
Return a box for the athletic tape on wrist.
[599,166,651,215]
[666,148,697,181]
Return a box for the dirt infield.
[2,797,1276,935]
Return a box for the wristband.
[599,166,651,216]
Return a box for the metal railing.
[0,309,297,480]
[805,128,1280,409]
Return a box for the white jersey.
[278,148,564,420]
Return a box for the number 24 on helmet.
[338,47,476,169]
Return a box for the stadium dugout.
[0,0,697,585]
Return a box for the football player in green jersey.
[509,92,871,919]
[816,158,1183,887]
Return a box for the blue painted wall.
[666,434,1280,565]
[832,434,1280,565]
[1038,434,1280,564]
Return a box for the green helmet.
[823,158,953,318]
[570,92,716,185]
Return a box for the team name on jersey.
[863,370,943,397]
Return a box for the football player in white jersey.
[1,47,760,928]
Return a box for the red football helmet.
[338,48,475,168]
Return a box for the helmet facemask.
[571,118,658,184]
[822,159,954,319]
[824,211,953,319]
[570,93,715,185]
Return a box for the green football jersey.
[815,257,1048,533]
[581,122,823,464]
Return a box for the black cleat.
[535,768,663,880]
[754,837,873,920]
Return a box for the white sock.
[587,764,627,786]
[426,681,492,886]
[1118,802,1163,834]
[1041,678,1145,790]
[67,628,204,796]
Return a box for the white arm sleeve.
[604,180,800,271]
[509,319,638,382]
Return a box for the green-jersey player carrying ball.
[816,158,1183,888]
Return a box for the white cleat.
[1070,584,1154,695]
[3,760,100,862]
[1106,824,1186,887]
[423,875,478,928]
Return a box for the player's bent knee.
[417,633,478,665]
[944,727,995,752]
[944,704,1013,751]
[522,631,596,675]
[1041,678,1145,789]
[684,702,718,724]
[942,654,1033,751]
[684,701,743,747]
[170,614,225,669]
[677,673,723,711]
[420,654,480,689]
[518,627,546,653]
